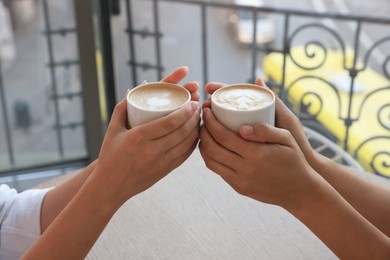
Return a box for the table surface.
[37,149,339,260]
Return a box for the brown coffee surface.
[213,86,273,110]
[129,85,188,111]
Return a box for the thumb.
[239,124,292,145]
[106,93,128,135]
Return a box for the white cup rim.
[127,82,191,112]
[211,83,276,112]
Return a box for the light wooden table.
[37,149,337,259]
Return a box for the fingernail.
[242,125,253,135]
[182,66,189,72]
[202,108,210,117]
[191,101,199,111]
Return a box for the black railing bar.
[47,60,80,68]
[250,10,258,83]
[125,0,138,86]
[152,0,163,80]
[280,14,290,101]
[148,0,390,25]
[343,21,362,152]
[99,0,117,117]
[0,59,15,166]
[43,28,77,36]
[128,60,164,71]
[42,0,65,158]
[201,3,208,97]
[125,28,163,38]
[0,157,89,178]
[49,92,82,99]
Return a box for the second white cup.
[211,83,275,132]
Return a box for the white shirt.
[0,184,50,260]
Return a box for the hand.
[199,106,317,210]
[95,67,200,206]
[203,79,320,172]
[250,78,321,173]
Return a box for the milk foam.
[129,85,188,111]
[214,87,273,111]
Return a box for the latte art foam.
[213,87,273,111]
[129,85,188,111]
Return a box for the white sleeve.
[0,184,51,260]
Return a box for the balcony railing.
[0,0,389,180]
[0,0,105,178]
[116,0,390,177]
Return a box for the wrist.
[285,171,332,220]
[307,151,332,177]
[281,168,323,214]
[82,171,125,214]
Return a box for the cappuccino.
[211,84,275,132]
[127,82,191,127]
[129,84,189,111]
[213,85,273,111]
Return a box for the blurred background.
[0,0,389,191]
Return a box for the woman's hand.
[95,66,200,206]
[203,79,321,173]
[199,107,317,210]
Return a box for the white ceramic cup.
[127,82,191,128]
[211,83,275,132]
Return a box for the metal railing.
[0,0,106,177]
[0,0,389,178]
[119,0,390,177]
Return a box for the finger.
[199,124,242,171]
[106,97,128,136]
[191,92,200,102]
[166,140,198,173]
[161,66,189,84]
[274,97,309,151]
[183,81,199,94]
[199,144,238,183]
[165,126,199,162]
[275,96,298,127]
[202,108,247,156]
[183,81,200,101]
[205,82,226,95]
[157,106,200,151]
[202,97,211,109]
[135,101,198,140]
[239,123,293,146]
[255,77,267,87]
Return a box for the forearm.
[40,160,97,232]
[312,154,390,237]
[289,174,390,259]
[22,171,120,260]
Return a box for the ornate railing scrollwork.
[286,75,343,118]
[299,92,323,119]
[353,137,390,178]
[287,23,347,70]
[383,55,390,80]
[378,104,390,131]
[362,36,390,79]
[354,87,390,125]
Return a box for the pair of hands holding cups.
[99,66,317,212]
